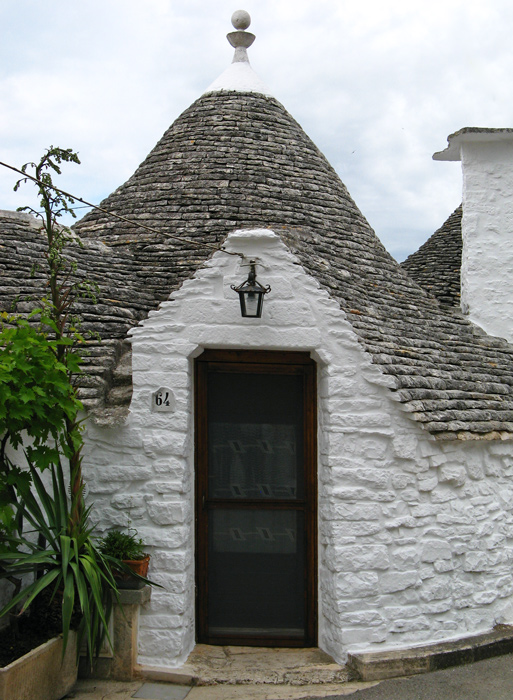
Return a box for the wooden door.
[195,350,317,647]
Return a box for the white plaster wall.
[82,229,513,669]
[461,139,513,343]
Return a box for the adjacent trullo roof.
[3,13,513,439]
[401,205,462,309]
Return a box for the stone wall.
[82,228,513,668]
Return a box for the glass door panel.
[208,509,305,636]
[207,371,304,500]
[196,352,316,647]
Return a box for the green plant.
[0,147,107,666]
[0,311,84,617]
[0,312,83,481]
[13,147,97,512]
[98,528,147,561]
[0,460,119,665]
[97,528,156,590]
[0,147,88,536]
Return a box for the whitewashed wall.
[82,229,513,669]
[434,130,513,342]
[460,135,513,342]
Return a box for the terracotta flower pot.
[116,554,150,589]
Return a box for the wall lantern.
[231,260,271,318]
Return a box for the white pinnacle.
[203,10,273,97]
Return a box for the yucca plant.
[0,459,119,665]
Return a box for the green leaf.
[0,568,61,617]
[61,569,75,654]
[61,534,71,576]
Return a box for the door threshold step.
[137,646,350,686]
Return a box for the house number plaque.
[151,387,175,413]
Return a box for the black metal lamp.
[231,261,271,318]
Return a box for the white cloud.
[1,0,512,259]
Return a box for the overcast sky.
[1,0,512,261]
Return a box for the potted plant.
[98,528,151,589]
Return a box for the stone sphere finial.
[227,10,255,58]
[231,10,251,30]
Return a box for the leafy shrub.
[98,529,147,561]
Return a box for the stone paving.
[66,646,513,700]
[67,679,376,700]
[66,646,368,699]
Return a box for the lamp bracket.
[238,256,263,269]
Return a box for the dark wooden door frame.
[194,349,318,647]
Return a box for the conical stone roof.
[74,89,395,312]
[72,86,513,440]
